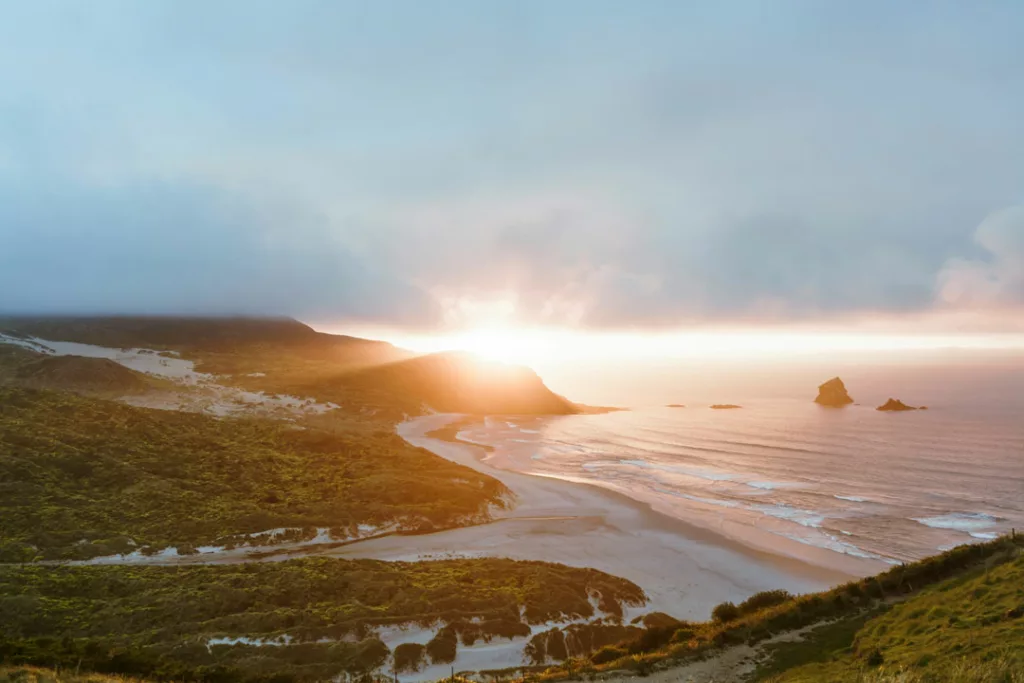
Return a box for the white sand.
[0,335,339,419]
[325,414,882,622]
[79,524,398,565]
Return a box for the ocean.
[456,352,1024,567]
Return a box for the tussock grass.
[526,536,1024,682]
[0,666,150,683]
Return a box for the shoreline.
[426,415,882,578]
[323,413,881,620]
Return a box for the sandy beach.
[325,414,883,621]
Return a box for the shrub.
[627,626,674,654]
[590,645,627,665]
[639,612,681,628]
[711,601,740,623]
[670,627,695,644]
[393,642,426,673]
[425,626,458,664]
[737,589,791,615]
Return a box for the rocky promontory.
[815,377,854,406]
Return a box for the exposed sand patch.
[78,524,397,565]
[0,335,339,419]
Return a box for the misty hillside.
[0,315,323,349]
[0,316,576,416]
[0,315,408,367]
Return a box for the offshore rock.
[815,377,854,406]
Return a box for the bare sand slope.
[323,414,881,621]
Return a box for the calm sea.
[458,352,1024,566]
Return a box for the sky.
[1,1,1023,338]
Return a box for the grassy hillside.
[758,549,1024,682]
[0,558,644,682]
[511,536,1023,682]
[1,666,149,683]
[0,387,506,561]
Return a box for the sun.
[430,326,555,365]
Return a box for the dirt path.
[595,622,821,683]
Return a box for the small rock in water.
[876,398,919,411]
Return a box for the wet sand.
[323,414,883,620]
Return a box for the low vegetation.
[523,536,1023,681]
[4,355,157,395]
[759,543,1024,681]
[0,387,507,561]
[0,558,645,682]
[0,666,151,683]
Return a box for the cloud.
[1,2,1023,328]
[0,174,437,323]
[937,207,1024,307]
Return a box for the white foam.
[620,458,734,482]
[774,529,881,561]
[745,480,803,491]
[834,495,869,503]
[913,512,1000,533]
[751,503,824,529]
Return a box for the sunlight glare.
[333,325,1024,369]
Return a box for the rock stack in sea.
[877,398,919,411]
[814,377,854,406]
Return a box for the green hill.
[0,387,506,562]
[758,546,1024,682]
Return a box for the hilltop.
[0,315,334,350]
